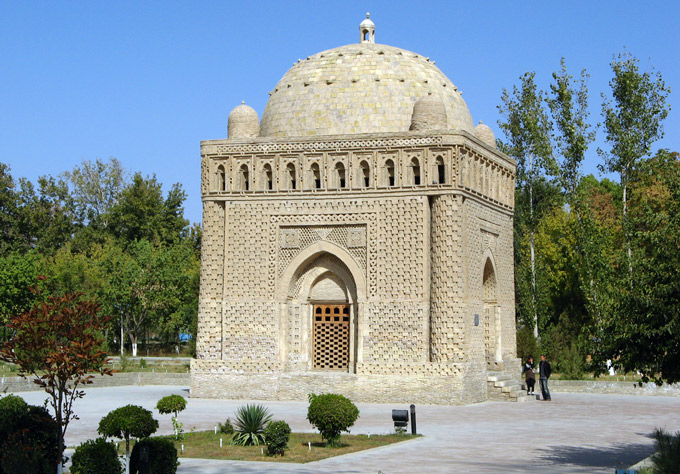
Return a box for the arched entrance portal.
[482,254,502,365]
[280,247,362,373]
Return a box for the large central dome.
[259,42,475,138]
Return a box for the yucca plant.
[231,404,273,446]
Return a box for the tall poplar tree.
[547,59,605,335]
[598,52,670,282]
[498,72,556,339]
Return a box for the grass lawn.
[122,431,419,463]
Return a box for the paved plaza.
[16,385,680,473]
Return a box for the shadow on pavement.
[536,442,653,470]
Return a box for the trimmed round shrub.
[98,405,159,442]
[0,395,27,432]
[264,420,291,456]
[98,404,159,473]
[0,405,60,474]
[231,404,272,446]
[130,437,178,474]
[0,395,60,474]
[155,395,186,418]
[71,438,122,474]
[307,393,359,447]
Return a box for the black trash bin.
[392,409,409,430]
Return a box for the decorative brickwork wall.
[196,200,224,359]
[194,131,516,404]
[429,194,466,363]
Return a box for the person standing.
[539,354,552,401]
[523,356,536,395]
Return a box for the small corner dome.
[228,102,260,139]
[475,121,496,148]
[410,93,447,131]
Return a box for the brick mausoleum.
[191,14,521,404]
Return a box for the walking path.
[16,386,680,473]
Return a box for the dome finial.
[359,12,375,44]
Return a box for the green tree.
[106,173,188,246]
[0,251,42,334]
[546,59,603,362]
[0,163,25,254]
[498,72,556,339]
[548,59,596,200]
[98,405,158,474]
[599,52,670,281]
[61,157,129,227]
[594,150,680,384]
[98,239,194,356]
[16,175,78,255]
[0,281,114,474]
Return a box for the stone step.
[487,374,513,383]
[501,384,523,393]
[488,371,530,402]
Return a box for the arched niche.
[277,243,365,372]
[481,249,502,364]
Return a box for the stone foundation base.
[190,359,490,405]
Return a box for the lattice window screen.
[484,306,493,362]
[313,305,350,370]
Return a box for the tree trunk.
[126,330,139,358]
[120,314,124,356]
[125,439,130,474]
[622,180,633,282]
[529,155,538,340]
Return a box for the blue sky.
[1,1,677,225]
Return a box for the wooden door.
[313,304,350,370]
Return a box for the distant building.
[192,14,521,404]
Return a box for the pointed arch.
[482,248,499,303]
[216,164,226,191]
[277,241,366,302]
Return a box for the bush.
[130,437,178,474]
[650,428,680,474]
[218,418,234,434]
[0,395,60,474]
[264,420,291,456]
[306,393,359,447]
[71,438,122,474]
[0,395,27,435]
[231,404,272,446]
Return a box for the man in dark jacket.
[539,355,552,401]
